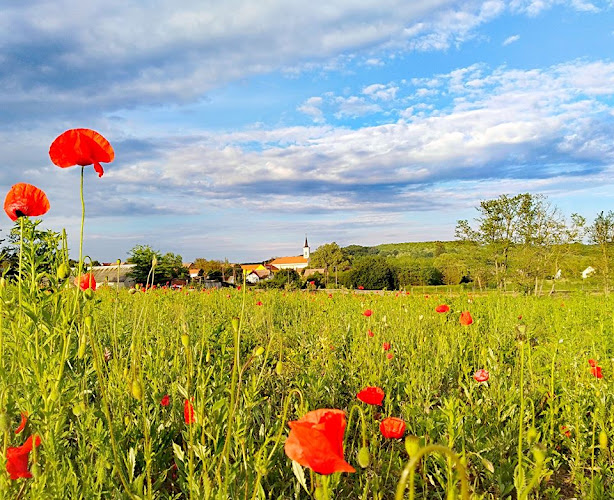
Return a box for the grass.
[1,278,613,498]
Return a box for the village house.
[268,238,311,271]
[90,263,137,288]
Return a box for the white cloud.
[502,34,520,45]
[298,97,326,123]
[362,83,400,101]
[334,96,382,118]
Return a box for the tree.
[588,211,614,293]
[267,269,301,290]
[309,242,349,285]
[346,256,396,290]
[127,245,188,285]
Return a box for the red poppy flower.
[4,183,50,221]
[184,399,195,424]
[284,409,355,475]
[382,342,391,351]
[459,311,473,326]
[380,417,406,439]
[358,285,364,290]
[588,359,598,367]
[5,435,41,480]
[356,386,385,406]
[160,395,170,407]
[386,353,394,360]
[367,329,374,338]
[15,412,27,434]
[435,304,450,313]
[473,369,489,382]
[75,273,96,291]
[561,425,571,438]
[256,301,263,306]
[49,128,114,178]
[591,365,603,379]
[363,309,372,317]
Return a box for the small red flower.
[49,128,114,177]
[386,353,394,360]
[328,293,333,298]
[5,435,41,480]
[473,369,489,382]
[15,412,27,434]
[459,311,473,326]
[591,365,603,379]
[561,425,571,438]
[382,342,391,351]
[380,417,406,439]
[4,183,50,221]
[256,301,263,306]
[363,309,372,317]
[309,280,315,286]
[588,359,598,367]
[367,329,374,338]
[75,273,96,291]
[284,409,355,475]
[435,304,450,313]
[358,285,364,290]
[160,395,170,407]
[356,386,385,406]
[184,399,195,424]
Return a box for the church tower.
[303,236,310,260]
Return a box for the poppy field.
[1,130,614,499]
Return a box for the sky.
[1,0,613,263]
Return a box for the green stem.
[395,444,470,500]
[18,217,24,323]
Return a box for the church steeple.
[303,236,310,260]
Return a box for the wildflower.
[459,311,473,326]
[5,435,41,480]
[380,417,406,439]
[49,128,114,177]
[184,399,195,424]
[356,386,385,406]
[435,304,450,313]
[473,369,489,382]
[103,348,112,362]
[591,365,603,379]
[367,329,374,338]
[4,183,50,221]
[561,425,571,438]
[386,353,394,360]
[588,359,598,367]
[284,409,355,475]
[15,412,27,434]
[75,273,96,291]
[363,309,372,317]
[160,395,170,407]
[382,342,391,351]
[358,285,364,290]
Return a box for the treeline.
[310,194,614,293]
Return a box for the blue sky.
[1,0,613,262]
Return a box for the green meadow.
[2,283,613,499]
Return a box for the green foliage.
[127,245,188,285]
[266,269,301,289]
[346,255,396,290]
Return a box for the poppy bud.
[57,262,69,280]
[231,317,239,333]
[181,334,190,348]
[84,288,94,300]
[151,255,158,267]
[527,427,538,444]
[0,412,9,432]
[255,346,265,356]
[275,360,284,376]
[206,350,211,363]
[84,315,93,330]
[0,277,5,289]
[31,463,41,478]
[405,435,420,457]
[49,387,59,402]
[599,430,608,450]
[72,402,86,416]
[116,259,121,266]
[129,288,137,294]
[357,446,370,468]
[131,380,143,400]
[78,335,87,359]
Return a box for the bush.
[346,256,396,290]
